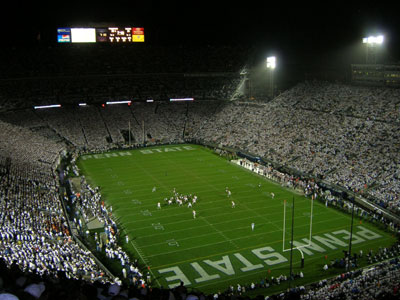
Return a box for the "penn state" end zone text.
[81,146,195,160]
[157,226,382,288]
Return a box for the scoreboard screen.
[107,27,132,42]
[71,28,96,43]
[96,28,109,42]
[57,27,144,43]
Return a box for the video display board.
[57,28,71,43]
[132,27,145,42]
[96,28,108,42]
[71,28,96,43]
[57,27,144,43]
[107,27,132,42]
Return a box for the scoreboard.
[57,27,145,43]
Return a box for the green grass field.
[77,144,396,295]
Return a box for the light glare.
[170,98,194,102]
[34,104,61,109]
[106,100,132,105]
[266,56,276,69]
[363,35,384,45]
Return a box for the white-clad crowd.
[0,79,400,299]
[299,259,400,300]
[69,177,147,287]
[0,166,109,283]
[0,121,112,284]
[193,81,400,216]
[1,81,399,215]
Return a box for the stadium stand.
[0,43,400,299]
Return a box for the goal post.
[282,196,314,267]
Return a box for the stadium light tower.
[266,56,276,98]
[363,35,384,64]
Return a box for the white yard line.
[143,216,341,259]
[200,216,240,249]
[122,228,161,287]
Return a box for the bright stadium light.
[106,100,132,105]
[266,56,276,69]
[33,104,61,109]
[169,98,194,102]
[363,35,384,45]
[266,56,276,98]
[363,35,384,64]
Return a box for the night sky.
[3,1,400,63]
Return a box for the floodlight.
[106,100,132,105]
[266,56,276,69]
[363,35,384,45]
[169,98,194,102]
[363,35,384,64]
[375,35,384,44]
[33,104,61,109]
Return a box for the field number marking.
[167,239,180,247]
[152,223,165,230]
[141,210,152,216]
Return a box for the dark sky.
[3,1,400,62]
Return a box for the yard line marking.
[115,191,308,210]
[122,228,161,287]
[125,208,331,245]
[131,213,333,248]
[136,223,269,247]
[120,199,317,226]
[100,175,244,192]
[150,225,391,270]
[158,155,297,235]
[135,216,341,253]
[113,191,297,208]
[201,216,240,249]
[232,194,282,232]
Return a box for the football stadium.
[1,5,400,300]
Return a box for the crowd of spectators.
[236,157,399,234]
[0,44,249,111]
[0,44,251,79]
[66,176,147,287]
[0,120,64,169]
[1,80,399,214]
[192,81,400,216]
[0,119,116,295]
[0,162,112,286]
[0,248,399,299]
[298,258,400,299]
[0,42,400,299]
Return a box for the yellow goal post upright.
[282,196,314,269]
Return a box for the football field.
[77,144,396,294]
